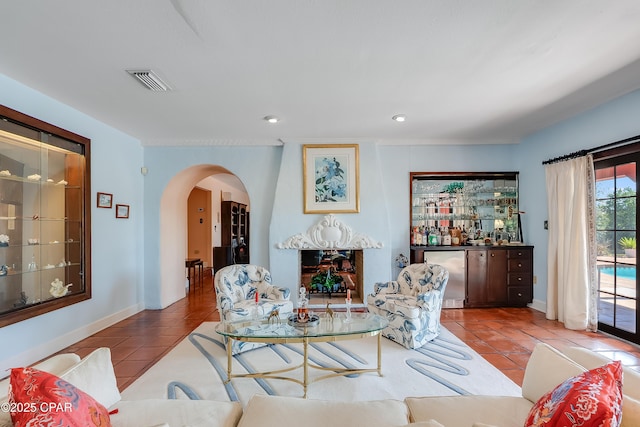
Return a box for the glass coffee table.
[216,312,389,397]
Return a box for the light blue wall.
[269,141,393,295]
[267,141,520,300]
[3,65,640,371]
[0,74,144,371]
[519,88,640,309]
[378,143,521,276]
[142,146,282,308]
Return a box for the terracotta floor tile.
[109,346,139,362]
[73,336,128,349]
[467,340,499,354]
[118,335,182,348]
[519,327,561,340]
[92,325,145,338]
[482,321,509,330]
[496,329,538,341]
[505,352,532,369]
[501,369,525,387]
[485,339,530,354]
[116,376,135,391]
[126,346,170,361]
[113,360,150,378]
[449,329,482,342]
[441,322,465,332]
[513,339,541,352]
[457,321,493,331]
[473,329,509,341]
[481,353,520,370]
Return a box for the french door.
[595,152,639,344]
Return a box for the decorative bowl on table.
[288,314,320,328]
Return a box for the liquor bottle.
[442,228,452,246]
[428,227,439,246]
[297,287,309,322]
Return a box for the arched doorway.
[159,164,249,306]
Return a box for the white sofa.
[1,342,638,426]
[0,348,243,427]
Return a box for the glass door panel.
[595,159,638,341]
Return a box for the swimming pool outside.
[600,266,636,280]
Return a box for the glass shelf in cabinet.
[0,174,73,187]
[2,263,80,276]
[2,216,69,222]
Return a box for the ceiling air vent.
[126,70,172,91]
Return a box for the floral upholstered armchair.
[214,264,294,353]
[214,264,294,321]
[366,263,449,349]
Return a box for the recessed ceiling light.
[392,114,406,122]
[264,115,279,124]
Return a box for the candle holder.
[253,300,263,320]
[344,298,352,323]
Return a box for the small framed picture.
[115,204,130,219]
[97,192,113,208]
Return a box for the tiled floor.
[56,273,640,391]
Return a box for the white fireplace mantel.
[276,214,383,250]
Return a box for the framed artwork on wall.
[303,144,359,213]
[115,204,130,218]
[97,192,113,208]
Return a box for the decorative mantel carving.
[277,214,383,250]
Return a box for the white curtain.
[545,155,598,331]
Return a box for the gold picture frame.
[303,144,359,213]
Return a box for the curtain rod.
[542,133,640,165]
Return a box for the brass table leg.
[377,333,383,376]
[303,337,309,398]
[226,337,233,383]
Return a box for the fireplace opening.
[299,249,363,305]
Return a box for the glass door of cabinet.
[410,172,521,245]
[0,105,90,328]
[595,155,639,343]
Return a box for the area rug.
[122,322,521,405]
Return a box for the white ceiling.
[2,0,640,146]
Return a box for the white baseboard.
[528,298,546,313]
[0,303,144,375]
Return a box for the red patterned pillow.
[9,367,111,426]
[524,360,623,427]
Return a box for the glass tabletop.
[216,312,388,340]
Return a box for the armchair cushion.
[367,263,449,349]
[372,280,402,295]
[214,264,294,354]
[214,264,293,322]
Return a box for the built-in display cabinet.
[0,105,90,327]
[409,172,532,308]
[410,172,521,244]
[214,201,250,270]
